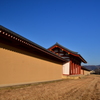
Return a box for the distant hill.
[82,65,100,70]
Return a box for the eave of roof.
[0,25,67,62]
[48,43,87,63]
[48,43,78,54]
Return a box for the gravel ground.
[0,75,100,100]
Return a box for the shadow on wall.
[0,37,63,65]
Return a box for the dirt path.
[0,75,100,100]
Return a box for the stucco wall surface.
[81,69,90,75]
[84,70,90,75]
[0,43,62,87]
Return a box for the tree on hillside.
[94,67,100,74]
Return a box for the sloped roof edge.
[48,42,78,54]
[48,42,87,63]
[0,25,67,62]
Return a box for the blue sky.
[0,0,100,65]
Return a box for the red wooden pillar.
[72,62,74,75]
[79,65,81,74]
[77,65,78,74]
[71,62,72,75]
[72,61,74,75]
[75,63,77,75]
[76,64,78,74]
[73,62,74,75]
[70,61,71,75]
[79,65,80,74]
[78,65,79,74]
[77,64,78,74]
[74,64,76,75]
[78,64,80,74]
[74,63,76,75]
[80,66,81,74]
[72,61,73,75]
[70,61,72,75]
[77,65,79,74]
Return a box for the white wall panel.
[63,62,70,75]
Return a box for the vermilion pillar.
[74,63,76,75]
[73,62,74,75]
[78,65,79,74]
[72,62,74,75]
[70,61,72,75]
[77,65,79,74]
[79,65,81,74]
[77,64,79,74]
[79,66,80,74]
[74,63,75,75]
[77,65,78,74]
[78,65,80,74]
[71,62,73,75]
[76,65,78,74]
